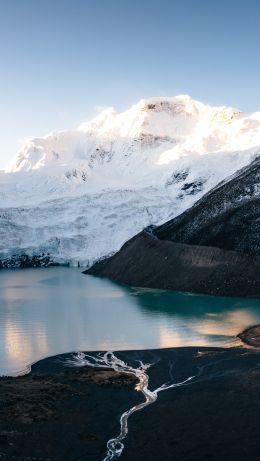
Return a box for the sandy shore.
[1,346,260,461]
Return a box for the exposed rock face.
[86,232,260,297]
[86,158,260,297]
[0,253,58,269]
[154,157,260,256]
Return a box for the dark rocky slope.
[0,253,60,269]
[86,158,260,297]
[154,156,260,255]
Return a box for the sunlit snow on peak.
[1,95,260,266]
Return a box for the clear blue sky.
[1,0,260,168]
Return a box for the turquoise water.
[1,267,260,376]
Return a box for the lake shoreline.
[3,267,260,377]
[1,345,260,460]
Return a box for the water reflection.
[0,267,260,376]
[130,288,260,349]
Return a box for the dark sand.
[1,346,260,461]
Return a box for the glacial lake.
[1,267,260,376]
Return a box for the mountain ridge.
[154,156,260,255]
[1,95,260,267]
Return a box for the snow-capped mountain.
[1,95,260,267]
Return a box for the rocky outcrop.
[154,157,260,256]
[0,253,59,269]
[238,325,260,347]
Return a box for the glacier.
[1,94,260,267]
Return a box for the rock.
[154,157,260,256]
[238,325,260,347]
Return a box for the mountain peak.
[2,96,260,268]
[6,95,260,174]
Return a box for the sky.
[0,0,260,169]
